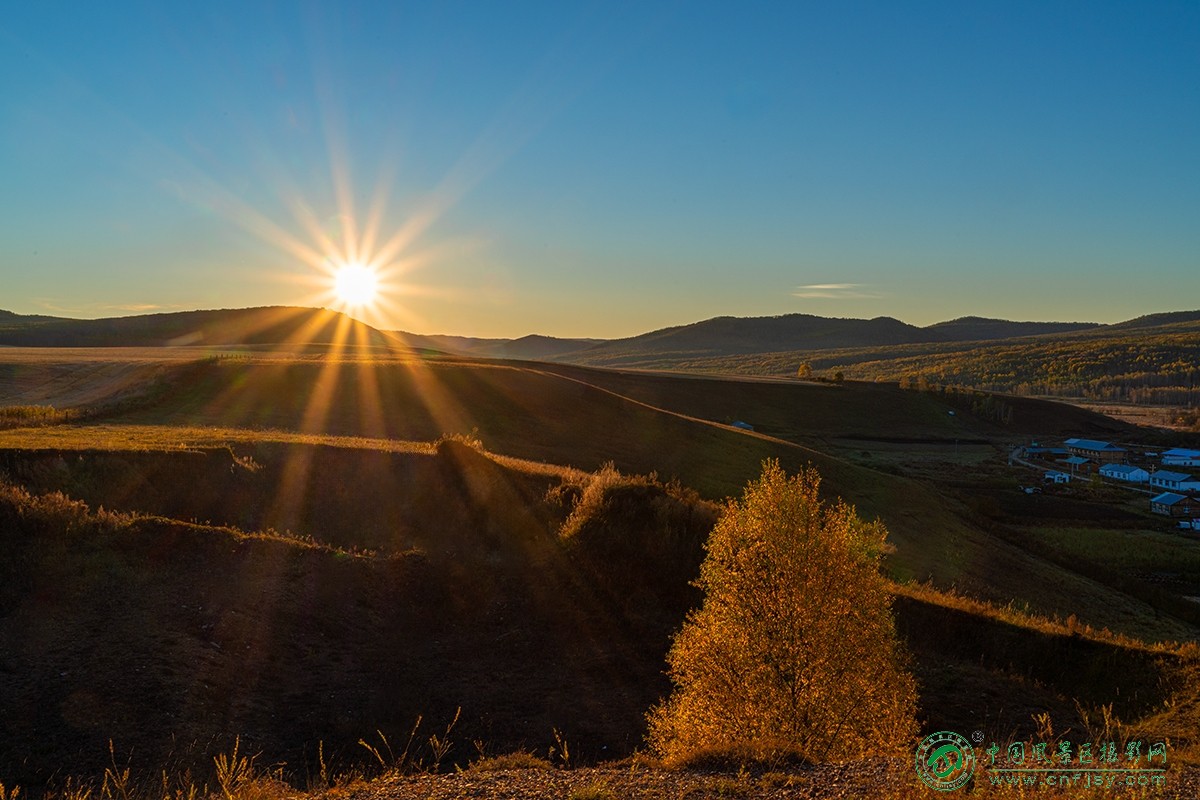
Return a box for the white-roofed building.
[1099,464,1149,483]
[1150,470,1200,492]
[1162,448,1200,467]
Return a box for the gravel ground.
[311,760,1200,799]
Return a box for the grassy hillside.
[0,445,717,786]
[3,444,1198,790]
[5,343,1200,789]
[1,350,1194,640]
[9,304,1197,413]
[524,362,1135,442]
[552,317,1200,413]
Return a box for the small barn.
[1044,471,1071,484]
[1064,455,1091,474]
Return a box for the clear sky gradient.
[2,2,1197,337]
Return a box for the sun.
[332,262,379,307]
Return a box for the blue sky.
[2,1,1198,337]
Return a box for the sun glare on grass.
[333,263,379,308]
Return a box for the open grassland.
[0,349,1194,640]
[3,422,1194,643]
[524,361,1137,442]
[1024,527,1200,582]
[558,320,1200,418]
[3,454,1200,794]
[5,346,1200,794]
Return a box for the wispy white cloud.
[34,301,185,316]
[792,283,883,299]
[103,303,176,312]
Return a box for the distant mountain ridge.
[533,313,1107,367]
[390,313,1115,365]
[388,330,601,359]
[0,309,71,326]
[5,307,1195,377]
[923,316,1098,341]
[1103,310,1200,331]
[0,306,397,349]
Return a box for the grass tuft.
[468,753,554,772]
[567,783,616,800]
[662,742,811,772]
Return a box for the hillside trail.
[515,363,858,467]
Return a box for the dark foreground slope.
[3,443,1198,790]
[0,442,715,787]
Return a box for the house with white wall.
[1149,470,1200,492]
[1162,448,1200,467]
[1100,464,1149,483]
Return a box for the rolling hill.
[0,346,1179,636]
[923,315,1097,341]
[391,313,1105,364]
[0,310,69,327]
[5,443,1196,787]
[2,364,1198,786]
[0,306,399,350]
[5,308,1200,787]
[12,304,1192,413]
[388,330,599,359]
[601,318,1200,413]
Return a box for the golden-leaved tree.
[647,460,917,763]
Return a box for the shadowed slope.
[3,353,1195,642]
[0,449,715,788]
[3,455,1197,787]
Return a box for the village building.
[1149,470,1200,493]
[1024,446,1069,459]
[1063,455,1091,473]
[1151,492,1200,517]
[1063,438,1126,464]
[1099,464,1150,483]
[1162,448,1200,467]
